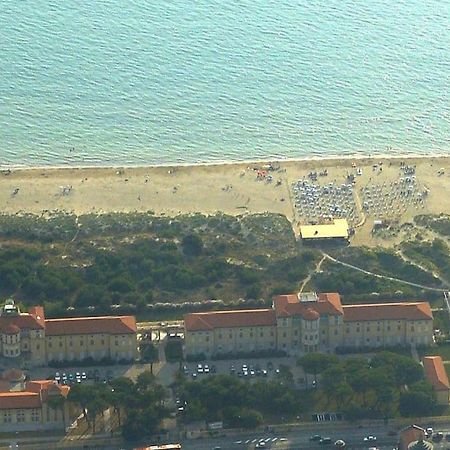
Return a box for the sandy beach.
[1,155,450,247]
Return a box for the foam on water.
[0,0,449,166]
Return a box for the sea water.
[0,0,449,166]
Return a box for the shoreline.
[0,153,450,249]
[1,152,450,173]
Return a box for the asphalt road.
[180,426,450,450]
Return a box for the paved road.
[180,426,450,450]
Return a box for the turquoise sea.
[0,0,449,166]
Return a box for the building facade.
[0,369,71,432]
[0,299,138,368]
[184,292,434,357]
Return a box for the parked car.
[363,435,377,442]
[309,434,321,441]
[319,437,332,445]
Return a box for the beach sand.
[1,155,449,247]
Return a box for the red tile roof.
[303,308,320,321]
[0,380,71,410]
[185,309,277,331]
[273,292,344,318]
[423,356,450,391]
[342,302,433,322]
[28,306,45,327]
[0,313,44,333]
[45,316,137,335]
[2,323,20,334]
[0,392,41,409]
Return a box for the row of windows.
[48,339,106,348]
[1,410,40,423]
[346,324,419,333]
[3,348,20,356]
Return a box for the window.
[250,332,253,338]
[398,325,401,331]
[260,332,264,337]
[17,411,25,423]
[229,334,232,339]
[411,326,414,332]
[36,344,40,350]
[346,329,349,334]
[387,326,391,331]
[3,412,12,423]
[90,340,94,345]
[48,342,52,348]
[239,332,243,338]
[218,334,222,339]
[31,410,40,422]
[282,332,287,338]
[205,336,209,342]
[69,341,73,347]
[80,341,83,346]
[101,339,105,345]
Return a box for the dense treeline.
[0,212,445,318]
[177,373,305,427]
[0,212,315,317]
[175,352,438,429]
[298,352,437,420]
[68,371,169,441]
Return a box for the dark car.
[319,437,332,445]
[432,432,444,442]
[310,434,321,441]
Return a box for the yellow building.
[300,219,349,243]
[0,369,70,432]
[184,309,277,356]
[0,299,138,368]
[184,292,434,358]
[342,302,434,348]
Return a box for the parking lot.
[181,357,309,386]
[50,367,117,385]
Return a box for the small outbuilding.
[299,219,349,243]
[423,355,450,405]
